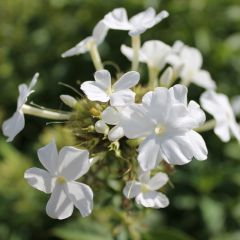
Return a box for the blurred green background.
[0,0,240,239]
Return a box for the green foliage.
[0,0,240,239]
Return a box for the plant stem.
[148,65,160,89]
[88,40,103,71]
[22,104,71,120]
[131,35,141,71]
[194,119,216,132]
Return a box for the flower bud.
[95,120,109,134]
[60,95,77,108]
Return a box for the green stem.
[88,40,103,71]
[194,119,216,133]
[148,66,160,89]
[22,104,71,120]
[131,35,141,71]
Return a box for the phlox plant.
[2,7,240,225]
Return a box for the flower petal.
[95,120,109,134]
[214,121,231,142]
[120,44,146,62]
[94,69,111,89]
[81,81,109,102]
[192,70,216,90]
[24,167,54,193]
[58,147,90,181]
[110,89,135,107]
[2,110,25,142]
[65,182,93,217]
[46,184,74,220]
[113,71,140,91]
[148,172,169,191]
[37,140,58,175]
[92,20,109,45]
[188,100,206,127]
[169,84,188,105]
[138,135,161,171]
[187,130,208,160]
[102,106,120,125]
[135,191,169,208]
[108,125,124,141]
[123,181,141,199]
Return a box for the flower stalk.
[88,40,103,71]
[194,119,216,133]
[22,104,71,120]
[131,35,141,71]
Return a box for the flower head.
[61,20,108,57]
[200,90,240,142]
[81,70,140,107]
[24,140,93,219]
[103,7,169,36]
[121,84,208,170]
[123,170,169,208]
[167,41,216,89]
[121,40,171,70]
[2,73,39,142]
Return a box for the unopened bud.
[95,120,109,134]
[60,95,77,108]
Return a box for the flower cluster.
[2,7,240,220]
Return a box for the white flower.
[103,7,169,36]
[61,20,108,57]
[166,41,216,90]
[200,91,240,142]
[95,119,109,135]
[24,140,93,219]
[2,73,39,142]
[123,170,169,208]
[121,84,208,170]
[121,40,171,70]
[232,96,240,116]
[81,70,140,107]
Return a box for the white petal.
[188,100,206,127]
[24,167,54,193]
[121,104,155,138]
[192,70,216,90]
[138,135,161,171]
[148,172,169,191]
[169,84,188,105]
[37,140,58,175]
[123,181,141,199]
[94,69,111,89]
[214,121,231,142]
[120,44,147,62]
[129,7,156,26]
[102,106,120,125]
[81,81,109,102]
[187,130,208,160]
[135,191,169,208]
[65,182,93,217]
[92,20,108,45]
[58,147,90,181]
[2,110,25,142]
[95,120,109,134]
[46,184,74,220]
[103,8,131,30]
[229,121,240,142]
[113,71,140,91]
[142,91,153,106]
[108,125,124,141]
[17,84,29,109]
[110,89,135,107]
[161,135,194,165]
[159,67,174,87]
[138,169,151,183]
[61,37,91,57]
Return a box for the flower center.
[154,123,166,135]
[141,184,150,193]
[56,176,66,185]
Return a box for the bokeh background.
[0,0,240,239]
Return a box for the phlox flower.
[103,7,169,36]
[81,70,140,107]
[123,170,169,208]
[2,73,39,142]
[167,41,216,90]
[24,140,93,219]
[61,20,108,57]
[200,91,240,142]
[121,84,208,171]
[121,40,171,70]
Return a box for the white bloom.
[81,70,140,107]
[24,140,93,219]
[60,95,77,108]
[2,73,39,142]
[232,96,240,116]
[61,20,108,57]
[121,40,171,70]
[103,7,169,36]
[123,170,169,208]
[200,91,240,142]
[95,119,109,135]
[166,41,216,90]
[121,84,208,170]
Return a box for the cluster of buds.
[2,7,240,220]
